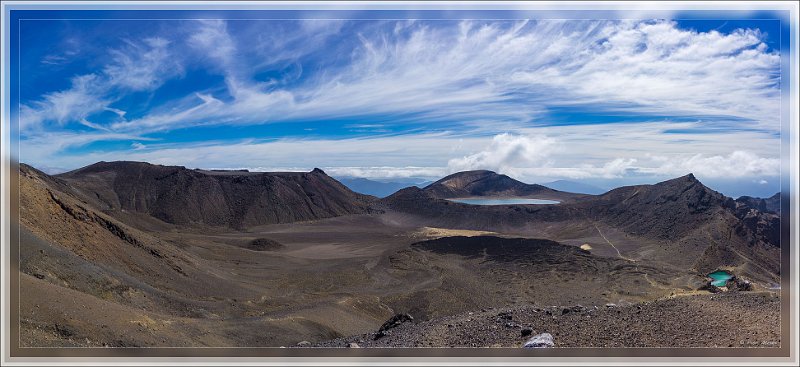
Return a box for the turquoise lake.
[448,198,560,205]
[708,271,733,287]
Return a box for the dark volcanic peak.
[423,170,569,199]
[55,161,376,229]
[583,173,740,241]
[597,173,719,203]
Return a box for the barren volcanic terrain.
[15,161,781,348]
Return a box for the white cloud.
[447,133,555,175]
[323,166,447,179]
[20,74,109,130]
[19,132,156,165]
[40,54,69,65]
[20,37,180,131]
[103,107,127,118]
[32,133,479,171]
[78,118,110,132]
[444,132,639,180]
[481,147,779,180]
[641,151,780,178]
[105,19,779,136]
[104,37,182,91]
[24,130,780,185]
[508,23,779,129]
[523,158,639,179]
[19,19,782,185]
[189,20,236,67]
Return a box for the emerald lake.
[708,271,733,287]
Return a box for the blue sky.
[12,11,787,197]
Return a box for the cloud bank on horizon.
[16,17,783,195]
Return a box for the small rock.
[728,277,754,292]
[699,283,722,293]
[521,328,533,337]
[571,305,586,313]
[605,303,617,308]
[347,342,360,348]
[296,341,311,347]
[523,333,554,348]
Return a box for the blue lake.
[708,271,733,287]
[447,198,560,205]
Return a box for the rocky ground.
[312,291,780,348]
[14,163,783,348]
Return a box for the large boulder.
[727,276,754,292]
[698,283,722,293]
[523,333,554,348]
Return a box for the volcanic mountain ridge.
[54,161,377,229]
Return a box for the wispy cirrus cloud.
[104,37,183,91]
[96,19,780,136]
[17,18,783,193]
[20,36,181,131]
[20,74,110,131]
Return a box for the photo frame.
[1,1,798,366]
